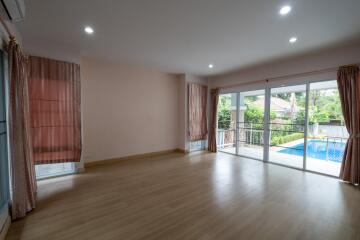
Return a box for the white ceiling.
[17,0,360,76]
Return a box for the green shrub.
[270,132,303,146]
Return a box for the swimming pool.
[278,140,346,163]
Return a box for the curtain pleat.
[28,56,82,164]
[8,38,37,219]
[337,65,360,184]
[188,83,208,141]
[208,88,219,152]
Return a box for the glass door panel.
[268,85,307,168]
[217,93,237,154]
[237,90,265,160]
[0,51,9,211]
[306,80,347,176]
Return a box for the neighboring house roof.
[251,97,294,112]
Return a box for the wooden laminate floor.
[6,152,360,240]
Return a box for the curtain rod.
[219,63,359,90]
[0,15,15,40]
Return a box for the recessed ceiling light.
[279,5,292,15]
[289,37,297,43]
[84,26,94,34]
[208,64,214,69]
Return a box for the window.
[190,140,206,152]
[27,56,81,179]
[35,162,77,179]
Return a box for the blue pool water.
[278,140,346,163]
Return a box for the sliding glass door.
[217,79,347,177]
[237,90,265,160]
[0,51,9,214]
[305,80,346,175]
[268,85,307,168]
[217,93,237,154]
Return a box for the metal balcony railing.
[217,122,348,163]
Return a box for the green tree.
[295,92,306,108]
[218,95,231,129]
[244,106,276,123]
[274,93,291,101]
[245,107,263,123]
[295,110,305,124]
[308,89,343,124]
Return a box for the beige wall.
[81,57,180,163]
[208,41,360,90]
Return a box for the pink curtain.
[188,83,208,141]
[208,88,219,152]
[28,56,81,164]
[337,65,360,184]
[8,38,37,219]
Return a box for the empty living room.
[1,0,360,239]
